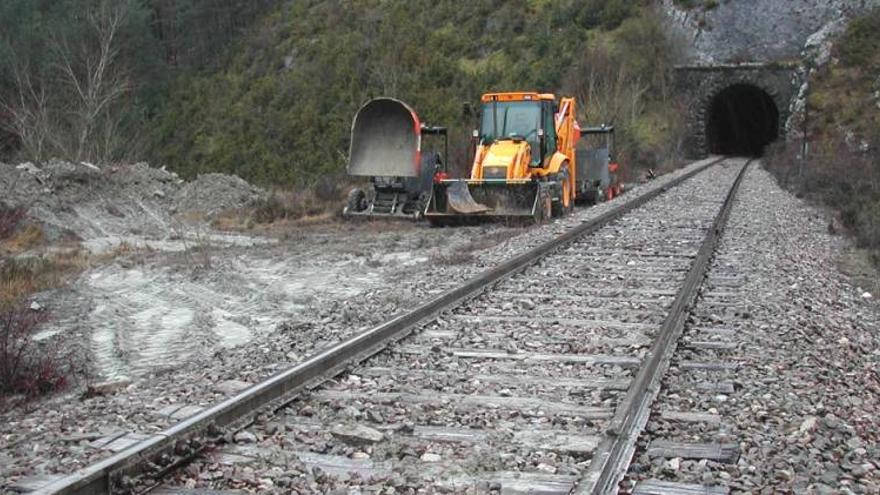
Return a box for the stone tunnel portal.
[706,84,779,156]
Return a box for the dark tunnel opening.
[706,84,779,157]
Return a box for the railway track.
[38,157,749,495]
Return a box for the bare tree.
[53,1,131,163]
[569,44,649,130]
[1,1,132,165]
[1,63,54,162]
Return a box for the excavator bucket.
[426,180,545,225]
[348,97,420,178]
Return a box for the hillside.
[148,0,683,186]
[0,0,279,165]
[766,8,880,263]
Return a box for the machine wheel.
[534,187,553,224]
[345,188,367,214]
[551,164,573,218]
[595,185,606,204]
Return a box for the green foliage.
[0,0,280,163]
[672,0,718,9]
[836,9,880,68]
[767,9,880,264]
[564,7,684,175]
[150,0,675,186]
[2,0,681,185]
[810,8,880,148]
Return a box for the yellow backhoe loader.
[425,92,580,225]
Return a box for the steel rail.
[37,156,727,495]
[575,159,752,495]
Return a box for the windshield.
[480,101,541,143]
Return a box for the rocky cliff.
[663,0,880,64]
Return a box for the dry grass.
[0,206,45,258]
[210,187,346,233]
[0,212,128,308]
[766,141,880,266]
[0,250,90,310]
[0,224,45,256]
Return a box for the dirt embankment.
[0,160,265,246]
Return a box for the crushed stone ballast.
[37,157,748,495]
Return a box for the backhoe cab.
[426,92,580,225]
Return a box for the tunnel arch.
[705,83,779,156]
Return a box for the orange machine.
[425,92,580,225]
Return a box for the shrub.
[765,141,880,255]
[836,8,880,68]
[0,206,26,241]
[0,304,66,398]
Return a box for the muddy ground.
[42,221,520,383]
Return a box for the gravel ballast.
[626,163,880,494]
[0,157,726,489]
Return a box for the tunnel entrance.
[706,84,778,156]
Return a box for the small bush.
[836,8,880,68]
[0,304,66,398]
[765,141,880,257]
[0,206,26,241]
[253,194,292,224]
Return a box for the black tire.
[345,188,367,214]
[595,185,606,204]
[551,164,573,218]
[534,186,553,224]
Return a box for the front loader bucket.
[445,181,491,214]
[426,180,544,226]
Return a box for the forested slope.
[767,8,880,259]
[152,0,683,186]
[1,0,683,187]
[0,0,279,163]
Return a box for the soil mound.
[0,160,265,242]
[174,173,265,217]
